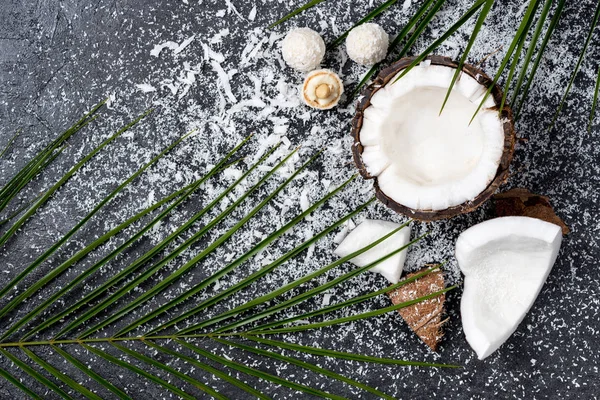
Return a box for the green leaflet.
[0,104,143,248]
[268,0,327,28]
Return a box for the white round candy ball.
[281,27,325,72]
[345,23,389,66]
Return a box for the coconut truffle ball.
[345,23,389,66]
[281,27,325,72]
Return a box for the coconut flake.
[211,60,238,103]
[135,83,157,93]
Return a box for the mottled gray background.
[0,0,599,399]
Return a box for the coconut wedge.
[335,219,410,284]
[352,56,515,220]
[456,216,563,360]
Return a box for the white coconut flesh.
[334,219,411,284]
[359,63,506,211]
[455,216,563,360]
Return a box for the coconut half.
[455,216,563,360]
[334,219,410,284]
[352,56,516,220]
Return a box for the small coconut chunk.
[388,267,446,351]
[334,219,410,284]
[346,23,389,66]
[456,216,563,360]
[302,69,344,110]
[281,27,325,72]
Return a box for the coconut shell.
[493,188,569,235]
[388,267,447,351]
[351,55,516,221]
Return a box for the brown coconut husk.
[493,188,569,235]
[351,55,516,221]
[388,267,447,351]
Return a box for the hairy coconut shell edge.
[351,55,516,221]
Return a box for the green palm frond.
[514,0,566,119]
[0,99,105,219]
[0,105,148,248]
[213,337,397,399]
[0,129,20,159]
[550,0,600,129]
[440,0,494,115]
[0,103,452,398]
[589,65,600,131]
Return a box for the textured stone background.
[0,0,599,399]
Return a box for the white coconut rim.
[358,62,506,211]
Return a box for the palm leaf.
[241,336,458,368]
[0,347,72,399]
[214,337,396,399]
[498,0,541,115]
[396,0,447,59]
[0,130,193,301]
[18,137,255,341]
[51,345,131,400]
[509,0,553,108]
[0,130,20,159]
[111,342,227,399]
[0,105,455,398]
[177,223,414,334]
[144,340,270,400]
[514,0,566,118]
[175,339,346,399]
[247,285,455,335]
[550,0,600,129]
[0,106,148,248]
[0,99,105,217]
[589,65,600,132]
[440,0,494,115]
[249,263,442,331]
[210,233,424,334]
[0,364,40,400]
[392,0,488,85]
[21,347,102,400]
[464,0,540,123]
[82,343,196,400]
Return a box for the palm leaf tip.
[268,0,327,29]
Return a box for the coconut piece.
[455,216,563,360]
[334,219,410,284]
[302,69,344,110]
[345,23,389,66]
[281,28,325,72]
[352,56,516,220]
[388,267,446,351]
[493,188,569,235]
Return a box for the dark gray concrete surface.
[0,0,599,399]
